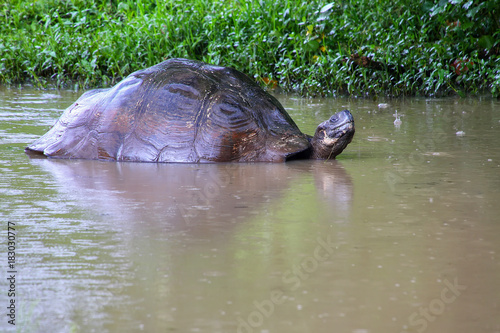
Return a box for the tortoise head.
[310,110,355,159]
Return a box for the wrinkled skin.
[26,59,355,163]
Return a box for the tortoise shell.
[27,58,311,163]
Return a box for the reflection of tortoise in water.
[26,58,355,163]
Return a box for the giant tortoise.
[26,58,355,162]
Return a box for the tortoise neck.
[310,139,334,159]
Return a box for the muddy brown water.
[1,87,499,333]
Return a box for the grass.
[1,0,499,97]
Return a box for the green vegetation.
[1,0,499,96]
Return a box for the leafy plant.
[0,0,498,96]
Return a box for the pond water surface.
[1,87,499,333]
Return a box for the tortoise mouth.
[323,121,355,145]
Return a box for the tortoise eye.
[329,114,339,123]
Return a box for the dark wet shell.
[27,58,311,163]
